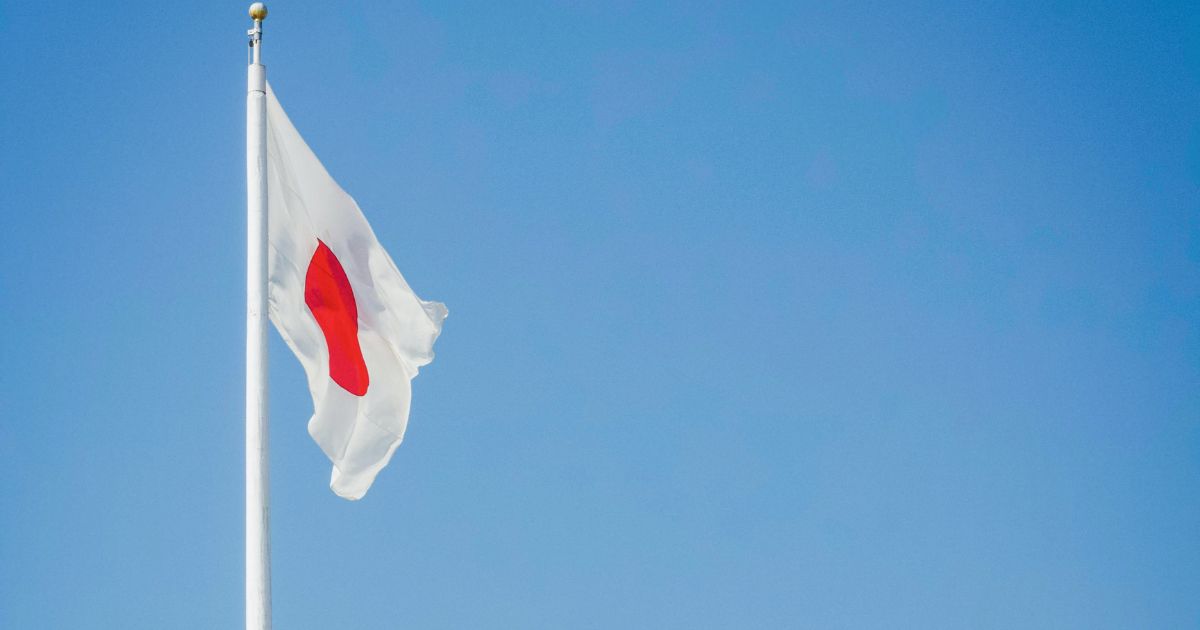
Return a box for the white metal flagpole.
[245,3,271,630]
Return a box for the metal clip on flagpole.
[245,3,271,630]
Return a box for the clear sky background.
[1,1,1198,628]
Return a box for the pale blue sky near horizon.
[1,1,1198,628]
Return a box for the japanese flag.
[265,83,447,500]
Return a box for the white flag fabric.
[265,83,447,500]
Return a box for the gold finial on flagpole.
[247,3,266,65]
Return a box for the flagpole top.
[249,3,268,20]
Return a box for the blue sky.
[1,1,1198,627]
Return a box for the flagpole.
[245,3,271,630]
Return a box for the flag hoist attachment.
[245,3,271,630]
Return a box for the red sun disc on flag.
[304,240,370,396]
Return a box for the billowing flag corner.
[264,82,447,500]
